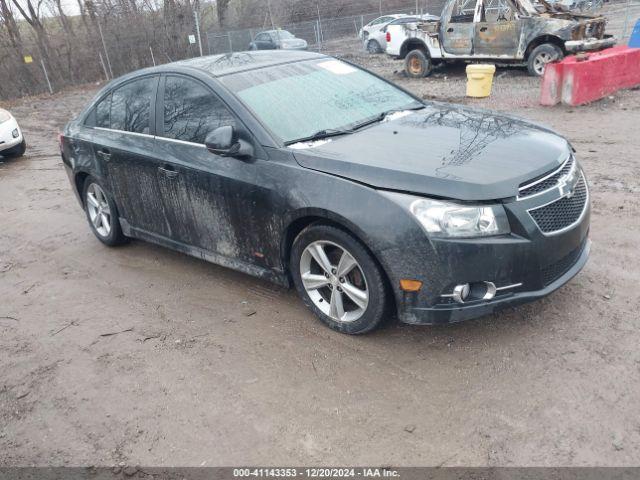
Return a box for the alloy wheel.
[86,183,112,238]
[299,241,369,323]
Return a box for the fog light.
[12,129,19,138]
[452,283,470,304]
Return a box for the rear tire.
[404,49,433,78]
[291,224,390,335]
[82,176,128,247]
[527,43,563,76]
[367,39,382,54]
[3,139,26,158]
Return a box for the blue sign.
[629,19,640,48]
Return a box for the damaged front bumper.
[386,180,591,325]
[565,36,616,53]
[400,239,590,325]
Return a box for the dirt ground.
[1,55,640,468]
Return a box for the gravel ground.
[1,53,640,467]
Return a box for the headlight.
[381,192,510,238]
[0,109,11,124]
[410,199,510,238]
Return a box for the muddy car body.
[386,0,615,75]
[60,51,590,334]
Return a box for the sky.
[12,0,88,18]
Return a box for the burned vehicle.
[60,51,590,334]
[385,0,615,76]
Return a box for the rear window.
[95,94,111,128]
[110,77,156,134]
[88,76,157,133]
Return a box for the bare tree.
[10,0,61,80]
[0,0,37,93]
[216,0,231,27]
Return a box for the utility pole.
[267,0,275,29]
[97,21,114,78]
[194,9,204,56]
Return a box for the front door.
[474,0,521,57]
[441,0,478,55]
[153,74,267,265]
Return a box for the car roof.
[259,29,292,35]
[165,50,327,77]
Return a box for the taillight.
[386,32,391,42]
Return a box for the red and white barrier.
[540,46,640,106]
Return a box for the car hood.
[280,38,307,47]
[291,104,571,201]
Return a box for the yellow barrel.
[466,64,496,98]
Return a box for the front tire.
[527,43,563,76]
[82,177,127,246]
[291,224,390,334]
[404,49,433,78]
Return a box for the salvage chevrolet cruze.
[61,51,590,334]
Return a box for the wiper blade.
[349,105,425,131]
[284,128,353,146]
[284,104,425,146]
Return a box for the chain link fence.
[1,0,639,101]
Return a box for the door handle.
[447,27,454,32]
[480,26,488,32]
[158,166,178,178]
[96,148,111,161]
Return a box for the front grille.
[541,238,587,286]
[519,155,575,198]
[528,175,588,234]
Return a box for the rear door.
[441,0,477,55]
[473,0,521,57]
[94,75,171,237]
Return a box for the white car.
[359,14,407,42]
[0,108,26,158]
[365,14,439,54]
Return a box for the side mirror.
[205,126,253,159]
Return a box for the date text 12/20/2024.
[233,468,399,478]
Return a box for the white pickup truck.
[385,0,615,76]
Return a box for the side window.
[110,76,156,134]
[451,0,476,22]
[96,94,111,128]
[482,4,514,22]
[256,33,269,41]
[163,76,236,145]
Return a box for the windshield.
[220,59,420,144]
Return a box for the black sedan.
[60,51,590,334]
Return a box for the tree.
[216,0,231,27]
